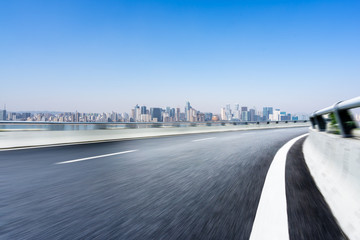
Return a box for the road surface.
[0,127,346,239]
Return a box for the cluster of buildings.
[0,101,309,123]
[129,102,211,123]
[220,105,300,121]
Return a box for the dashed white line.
[191,137,216,142]
[55,149,138,165]
[249,133,308,240]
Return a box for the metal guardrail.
[0,120,308,131]
[310,96,360,137]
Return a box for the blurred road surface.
[1,127,342,239]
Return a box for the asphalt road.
[0,127,320,239]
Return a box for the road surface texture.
[0,127,344,239]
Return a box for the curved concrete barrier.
[303,128,360,240]
[0,123,309,149]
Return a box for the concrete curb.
[303,128,360,240]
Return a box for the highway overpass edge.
[303,128,360,240]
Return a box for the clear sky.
[0,0,359,114]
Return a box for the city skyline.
[0,100,309,123]
[1,1,359,113]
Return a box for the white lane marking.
[250,133,308,240]
[55,150,138,165]
[191,137,216,142]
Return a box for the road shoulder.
[285,137,348,240]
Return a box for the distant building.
[170,108,175,119]
[75,111,79,122]
[179,112,186,121]
[241,111,248,121]
[234,104,239,111]
[249,109,256,121]
[140,114,151,122]
[212,115,220,121]
[220,107,226,121]
[226,104,232,120]
[150,108,162,122]
[0,109,6,121]
[176,108,180,121]
[270,109,281,121]
[198,112,205,122]
[185,101,191,121]
[263,107,273,121]
[189,108,197,122]
[134,105,141,122]
[204,112,213,121]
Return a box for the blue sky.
[0,0,359,113]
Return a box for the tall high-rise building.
[220,107,226,121]
[241,111,248,121]
[0,105,6,121]
[150,108,162,122]
[170,108,175,119]
[122,112,129,122]
[241,107,248,121]
[185,101,191,121]
[134,105,141,121]
[141,106,147,114]
[249,109,256,121]
[131,109,135,121]
[179,112,186,121]
[189,107,197,122]
[176,108,180,122]
[0,109,6,121]
[270,109,281,121]
[75,111,79,122]
[225,104,232,120]
[263,107,273,121]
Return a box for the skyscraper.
[270,109,281,121]
[226,104,232,120]
[241,111,248,121]
[249,109,255,121]
[75,111,79,122]
[134,105,140,121]
[263,107,273,121]
[185,101,191,121]
[0,110,6,121]
[150,108,162,122]
[170,108,175,118]
[176,108,180,122]
[0,105,6,121]
[220,107,226,121]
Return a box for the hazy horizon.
[1,0,359,113]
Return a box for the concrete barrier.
[303,128,360,240]
[0,122,309,149]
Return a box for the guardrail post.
[334,102,357,137]
[309,117,316,129]
[314,115,326,131]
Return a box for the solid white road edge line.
[191,137,216,142]
[249,133,308,240]
[55,150,138,165]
